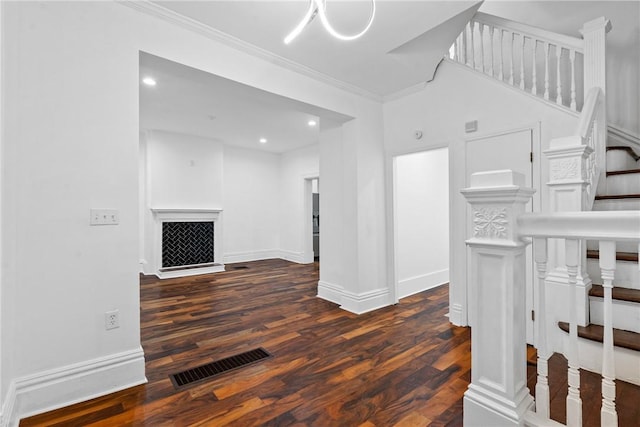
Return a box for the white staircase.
[449,10,640,427]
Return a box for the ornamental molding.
[550,157,580,181]
[473,208,508,239]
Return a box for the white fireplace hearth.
[150,208,224,279]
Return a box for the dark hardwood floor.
[21,259,640,426]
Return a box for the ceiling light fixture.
[308,120,317,127]
[284,0,375,44]
[259,138,268,144]
[142,77,157,86]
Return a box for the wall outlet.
[105,309,120,330]
[90,209,119,225]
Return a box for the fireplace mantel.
[150,208,224,279]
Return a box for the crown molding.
[118,0,382,102]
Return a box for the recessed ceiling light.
[308,120,317,127]
[259,138,267,144]
[142,77,157,86]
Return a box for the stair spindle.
[599,241,619,426]
[479,23,485,72]
[534,237,550,419]
[519,34,526,90]
[556,45,563,105]
[461,25,468,65]
[531,39,538,95]
[565,239,583,427]
[470,21,476,70]
[509,31,515,86]
[498,29,504,81]
[544,42,550,100]
[488,26,495,77]
[570,49,577,110]
[452,37,459,62]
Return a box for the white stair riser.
[586,259,639,290]
[593,198,640,211]
[590,297,640,333]
[607,149,640,171]
[604,173,640,196]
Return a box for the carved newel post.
[461,170,535,426]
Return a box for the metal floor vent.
[169,348,272,389]
[231,265,249,270]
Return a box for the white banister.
[461,170,535,426]
[465,172,639,427]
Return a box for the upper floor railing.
[449,12,611,117]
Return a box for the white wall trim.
[340,288,392,315]
[223,249,280,264]
[118,0,380,102]
[0,383,16,427]
[398,269,449,300]
[278,250,306,264]
[382,82,427,103]
[608,124,640,150]
[317,281,392,315]
[8,347,146,426]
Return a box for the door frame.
[302,174,319,264]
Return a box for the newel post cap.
[469,169,525,188]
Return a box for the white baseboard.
[223,249,279,264]
[449,303,467,327]
[223,250,306,265]
[0,382,17,427]
[7,347,147,426]
[317,281,392,315]
[397,269,449,299]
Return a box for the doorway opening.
[392,147,450,301]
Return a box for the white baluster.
[489,26,495,77]
[565,239,582,427]
[534,237,550,419]
[498,29,504,81]
[599,241,618,426]
[544,42,550,100]
[570,49,577,110]
[452,37,458,61]
[461,26,468,65]
[520,34,526,90]
[556,45,563,105]
[470,21,476,70]
[479,23,485,72]
[509,31,515,86]
[531,39,538,95]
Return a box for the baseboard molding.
[449,303,467,327]
[223,249,279,264]
[397,269,449,299]
[318,281,392,315]
[0,383,17,427]
[8,347,147,426]
[223,250,306,265]
[608,124,640,150]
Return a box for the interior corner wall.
[383,59,580,326]
[2,0,387,423]
[278,145,319,263]
[395,149,450,299]
[222,145,280,263]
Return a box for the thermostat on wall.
[465,120,478,133]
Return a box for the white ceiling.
[140,52,352,153]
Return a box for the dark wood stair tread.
[589,284,640,304]
[607,146,640,161]
[607,168,640,177]
[595,193,640,200]
[558,321,640,352]
[587,250,639,262]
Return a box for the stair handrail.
[461,169,640,427]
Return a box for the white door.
[466,128,534,343]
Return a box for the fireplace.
[151,208,224,278]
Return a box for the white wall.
[222,145,280,262]
[384,59,579,326]
[395,149,450,299]
[2,1,387,423]
[278,145,319,263]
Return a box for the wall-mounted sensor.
[465,120,478,133]
[414,130,423,140]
